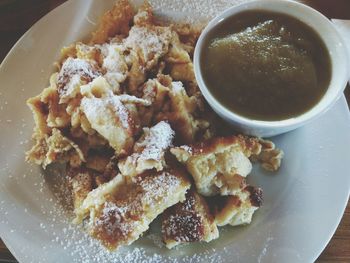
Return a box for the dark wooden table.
[0,0,349,262]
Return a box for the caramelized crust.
[74,166,191,250]
[26,128,85,168]
[251,138,284,171]
[207,186,263,226]
[67,167,96,212]
[27,94,50,135]
[162,189,219,249]
[157,81,208,144]
[165,32,196,83]
[174,134,262,156]
[171,135,262,196]
[85,150,114,173]
[138,77,170,126]
[27,73,71,134]
[118,121,174,177]
[91,0,134,44]
[81,95,135,156]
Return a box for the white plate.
[0,0,350,262]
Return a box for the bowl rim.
[194,0,350,130]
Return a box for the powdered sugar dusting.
[139,170,181,204]
[137,121,175,161]
[5,166,224,262]
[100,43,128,92]
[94,201,132,239]
[108,96,130,129]
[124,26,172,66]
[30,167,223,262]
[81,95,130,130]
[118,121,175,176]
[58,58,99,83]
[80,170,187,249]
[58,57,100,102]
[171,81,185,94]
[162,191,204,245]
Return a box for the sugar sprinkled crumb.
[138,121,175,161]
[32,166,224,262]
[81,95,131,130]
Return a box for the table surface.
[0,0,349,262]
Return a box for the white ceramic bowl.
[194,0,350,137]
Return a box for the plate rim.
[0,0,350,262]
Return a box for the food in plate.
[162,188,219,249]
[25,0,283,250]
[118,120,175,178]
[171,135,282,196]
[207,186,263,227]
[73,166,191,250]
